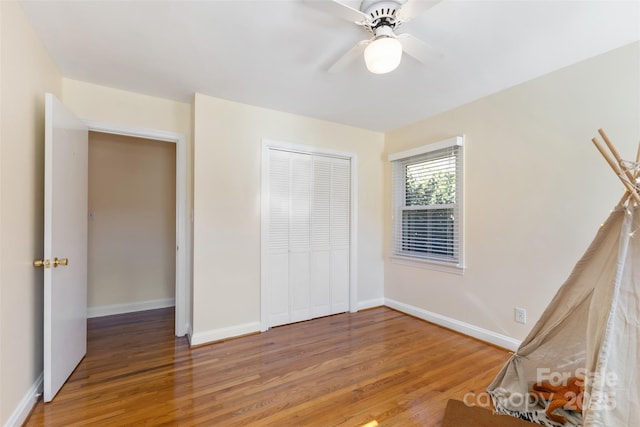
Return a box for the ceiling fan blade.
[328,39,370,73]
[305,0,369,25]
[397,33,441,64]
[396,0,442,22]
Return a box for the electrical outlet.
[515,307,527,324]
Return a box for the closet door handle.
[33,259,51,268]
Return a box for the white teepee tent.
[488,130,640,427]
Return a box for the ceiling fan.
[310,0,442,74]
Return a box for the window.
[389,136,464,273]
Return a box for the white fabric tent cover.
[488,206,640,426]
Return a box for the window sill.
[390,255,465,275]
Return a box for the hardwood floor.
[25,307,510,426]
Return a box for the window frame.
[388,136,465,274]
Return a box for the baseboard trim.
[5,372,42,427]
[357,298,385,311]
[87,298,175,318]
[384,298,521,351]
[189,321,262,347]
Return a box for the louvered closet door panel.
[331,158,350,313]
[310,156,332,318]
[289,153,311,322]
[267,150,291,327]
[331,249,349,313]
[311,156,331,248]
[265,148,350,327]
[268,253,290,327]
[310,252,331,317]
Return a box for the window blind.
[391,139,463,267]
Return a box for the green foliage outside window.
[405,169,456,206]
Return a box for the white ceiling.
[19,0,640,132]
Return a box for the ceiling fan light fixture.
[364,36,402,74]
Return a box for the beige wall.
[384,42,640,342]
[62,79,192,138]
[192,93,385,341]
[0,1,62,425]
[61,78,193,323]
[88,132,176,310]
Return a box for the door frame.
[84,120,190,337]
[260,139,358,331]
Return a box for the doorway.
[84,120,189,337]
[87,132,176,318]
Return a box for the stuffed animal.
[530,376,584,424]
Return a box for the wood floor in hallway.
[25,306,509,426]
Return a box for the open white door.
[39,93,88,402]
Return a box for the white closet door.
[266,147,350,328]
[267,150,291,327]
[289,153,311,322]
[310,156,332,318]
[330,158,350,313]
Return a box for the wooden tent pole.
[617,143,640,207]
[592,137,623,178]
[592,137,640,205]
[598,129,637,186]
[616,143,640,207]
[617,192,630,208]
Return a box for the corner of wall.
[384,298,520,351]
[189,322,262,347]
[2,374,42,427]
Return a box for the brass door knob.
[53,257,69,267]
